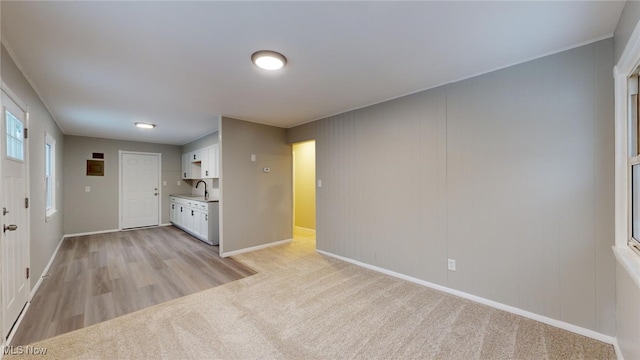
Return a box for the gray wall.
[614,4,640,358]
[220,116,292,254]
[63,135,182,234]
[1,44,65,288]
[614,0,640,64]
[288,39,615,336]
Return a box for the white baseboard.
[316,249,616,346]
[63,228,120,238]
[30,235,66,300]
[160,223,172,227]
[220,239,293,258]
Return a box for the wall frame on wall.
[86,160,104,176]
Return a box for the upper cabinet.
[182,145,219,180]
[202,144,219,179]
[182,153,193,179]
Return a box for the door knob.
[3,224,17,233]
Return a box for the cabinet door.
[208,144,219,178]
[192,150,202,162]
[177,205,186,226]
[170,202,176,223]
[184,207,195,232]
[181,153,190,179]
[190,209,206,238]
[199,211,209,240]
[200,148,210,178]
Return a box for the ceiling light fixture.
[251,50,287,70]
[135,122,156,129]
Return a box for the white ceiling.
[1,1,626,145]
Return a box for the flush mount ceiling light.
[251,50,287,70]
[135,122,156,129]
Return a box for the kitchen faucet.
[195,180,208,199]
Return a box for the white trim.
[613,9,640,288]
[316,249,615,345]
[217,117,224,255]
[44,132,57,220]
[118,151,162,230]
[63,229,120,238]
[160,223,172,227]
[220,239,292,258]
[29,236,65,300]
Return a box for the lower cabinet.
[170,196,219,245]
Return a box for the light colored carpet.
[7,238,615,359]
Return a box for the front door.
[1,89,29,339]
[121,152,160,229]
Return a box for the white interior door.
[121,152,160,229]
[1,89,29,339]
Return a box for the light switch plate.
[85,186,90,193]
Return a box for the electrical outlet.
[447,259,456,271]
[317,180,322,187]
[177,181,181,186]
[251,154,256,162]
[163,180,167,186]
[85,186,90,193]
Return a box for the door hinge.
[24,128,28,139]
[26,268,29,279]
[25,198,29,209]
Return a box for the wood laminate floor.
[11,226,256,346]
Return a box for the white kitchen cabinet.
[182,144,219,179]
[181,153,191,179]
[169,196,219,245]
[206,144,219,178]
[192,209,208,239]
[191,150,203,162]
[199,148,209,179]
[170,201,177,223]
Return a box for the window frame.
[45,132,56,220]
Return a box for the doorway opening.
[292,141,316,243]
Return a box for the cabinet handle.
[172,204,174,209]
[180,207,183,213]
[193,154,196,160]
[191,210,194,216]
[205,215,208,221]
[184,172,186,177]
[205,171,208,176]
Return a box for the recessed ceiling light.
[251,50,287,70]
[135,122,155,129]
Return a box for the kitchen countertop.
[170,194,219,202]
